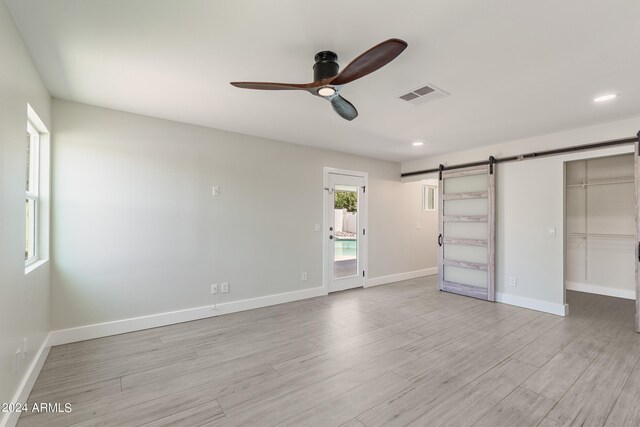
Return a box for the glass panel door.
[326,172,366,293]
[438,165,496,301]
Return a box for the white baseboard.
[366,267,438,288]
[566,281,636,300]
[49,267,441,347]
[1,334,51,427]
[49,286,327,346]
[496,292,568,316]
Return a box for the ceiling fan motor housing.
[313,51,339,81]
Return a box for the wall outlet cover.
[221,282,229,293]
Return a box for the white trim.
[1,334,51,427]
[566,281,636,300]
[49,286,327,346]
[323,167,368,178]
[366,267,438,288]
[496,292,568,316]
[24,259,48,275]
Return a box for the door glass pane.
[334,186,358,279]
[444,265,487,288]
[444,244,487,264]
[444,198,488,216]
[423,185,436,211]
[444,174,487,194]
[444,222,488,240]
[26,132,31,191]
[25,198,36,261]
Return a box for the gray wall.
[51,99,437,330]
[0,0,51,414]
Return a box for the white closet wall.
[565,154,636,300]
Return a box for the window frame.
[25,120,40,267]
[423,184,437,211]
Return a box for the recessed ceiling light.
[412,141,424,146]
[593,93,618,103]
[317,87,336,97]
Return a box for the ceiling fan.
[230,38,408,121]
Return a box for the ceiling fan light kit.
[230,38,408,121]
[317,86,336,97]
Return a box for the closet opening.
[565,153,637,305]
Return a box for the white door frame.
[635,142,640,332]
[323,167,368,293]
[557,145,637,327]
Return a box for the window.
[423,185,436,211]
[25,120,40,265]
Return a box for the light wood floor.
[19,276,640,426]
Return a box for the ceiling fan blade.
[230,81,315,90]
[330,95,358,121]
[330,38,408,86]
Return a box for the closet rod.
[401,134,639,178]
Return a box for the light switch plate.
[212,186,220,197]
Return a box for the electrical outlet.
[509,277,517,287]
[221,282,229,293]
[301,272,308,281]
[212,186,220,197]
[211,284,218,294]
[22,337,28,359]
[547,226,556,237]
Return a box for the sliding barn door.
[438,164,496,301]
[635,142,640,333]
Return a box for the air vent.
[399,83,449,105]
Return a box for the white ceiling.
[7,0,640,162]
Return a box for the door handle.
[329,235,334,240]
[438,234,443,247]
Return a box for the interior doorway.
[324,168,367,293]
[565,154,636,301]
[564,152,640,333]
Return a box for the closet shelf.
[566,176,634,187]
[567,232,635,240]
